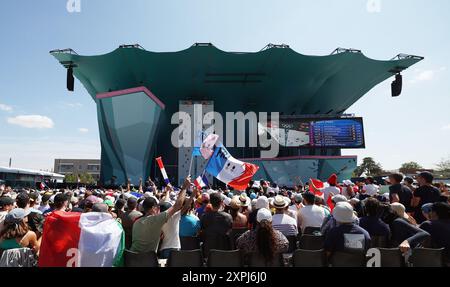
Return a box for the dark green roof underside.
[52,45,422,115]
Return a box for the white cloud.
[7,115,54,129]
[409,69,436,84]
[61,102,83,109]
[441,124,450,131]
[78,128,89,133]
[0,103,13,112]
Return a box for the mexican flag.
[39,211,124,267]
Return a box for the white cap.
[256,196,269,210]
[390,202,408,219]
[257,208,272,223]
[332,202,356,223]
[332,194,348,203]
[342,180,353,186]
[223,197,231,206]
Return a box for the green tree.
[64,173,77,183]
[435,157,450,178]
[353,157,383,177]
[399,162,423,174]
[64,172,96,184]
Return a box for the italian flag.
[39,211,125,267]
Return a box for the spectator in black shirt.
[359,198,391,238]
[200,192,233,257]
[388,173,413,213]
[419,202,450,263]
[412,172,441,223]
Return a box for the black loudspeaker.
[391,74,402,97]
[67,66,74,91]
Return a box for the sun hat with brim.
[5,208,31,224]
[257,208,272,223]
[332,202,356,223]
[273,195,288,209]
[230,196,241,210]
[239,194,250,207]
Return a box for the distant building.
[0,166,64,188]
[54,159,101,182]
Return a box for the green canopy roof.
[51,44,423,115]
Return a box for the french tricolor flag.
[194,174,209,190]
[38,211,124,267]
[156,156,170,185]
[206,146,259,191]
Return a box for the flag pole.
[188,152,194,177]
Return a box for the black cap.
[0,196,15,208]
[159,201,172,213]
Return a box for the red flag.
[39,211,82,267]
[309,178,324,196]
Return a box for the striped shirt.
[272,213,298,236]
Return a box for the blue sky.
[0,0,449,171]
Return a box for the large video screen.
[258,117,365,149]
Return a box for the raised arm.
[167,177,191,218]
[180,186,200,215]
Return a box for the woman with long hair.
[0,208,40,253]
[236,208,288,263]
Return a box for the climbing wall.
[177,101,214,186]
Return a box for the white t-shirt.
[272,213,298,236]
[159,211,181,250]
[322,186,340,202]
[298,205,326,232]
[363,184,379,196]
[0,210,8,232]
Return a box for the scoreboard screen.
[259,117,365,149]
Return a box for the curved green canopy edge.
[51,44,422,116]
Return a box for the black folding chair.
[124,250,159,267]
[229,228,248,249]
[303,226,321,235]
[207,249,243,267]
[167,249,203,267]
[330,251,366,267]
[180,236,200,250]
[286,235,298,253]
[202,234,231,258]
[298,234,325,250]
[293,249,327,267]
[378,248,405,267]
[410,248,445,267]
[247,252,284,267]
[370,236,388,248]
